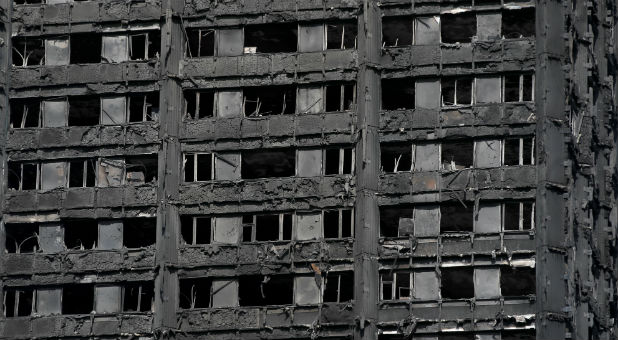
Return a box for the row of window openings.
[9,93,159,128]
[382,74,534,111]
[181,209,353,245]
[380,201,534,238]
[12,32,160,67]
[4,219,156,254]
[379,330,535,340]
[7,155,157,191]
[381,137,534,173]
[187,21,356,57]
[185,83,355,119]
[3,282,153,317]
[179,272,353,309]
[184,148,353,182]
[382,8,535,47]
[380,266,535,301]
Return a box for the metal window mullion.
[519,74,524,102]
[252,215,257,242]
[14,291,20,317]
[519,138,524,165]
[336,275,341,302]
[192,216,197,245]
[137,285,143,312]
[338,209,343,238]
[519,202,524,231]
[278,214,284,241]
[454,79,458,105]
[36,163,40,190]
[193,154,198,182]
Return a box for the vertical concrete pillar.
[155,0,184,330]
[354,1,381,339]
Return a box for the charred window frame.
[240,148,296,179]
[129,31,161,60]
[441,12,477,43]
[325,83,356,112]
[129,93,159,122]
[326,21,357,50]
[503,137,535,166]
[7,162,40,190]
[3,288,34,317]
[323,271,354,302]
[243,23,298,54]
[184,90,215,119]
[5,223,39,253]
[183,153,214,182]
[178,277,212,309]
[13,0,42,5]
[380,143,412,173]
[502,8,535,39]
[125,155,158,185]
[440,203,474,233]
[441,267,474,299]
[500,266,536,297]
[380,271,411,300]
[70,33,102,64]
[122,281,154,312]
[441,140,474,170]
[503,201,535,231]
[503,73,534,102]
[238,275,294,306]
[62,284,95,315]
[323,209,354,239]
[69,95,100,126]
[11,36,44,67]
[381,78,415,110]
[382,16,412,48]
[241,213,293,242]
[244,86,296,116]
[68,159,96,188]
[324,148,354,175]
[186,28,215,57]
[10,99,41,128]
[180,216,213,245]
[441,77,473,106]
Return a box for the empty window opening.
[324,209,353,238]
[184,153,213,182]
[326,21,357,50]
[124,218,156,248]
[504,201,534,231]
[441,140,473,170]
[185,91,214,119]
[8,162,39,190]
[381,143,412,173]
[325,148,354,175]
[325,83,356,112]
[242,213,292,242]
[244,86,296,116]
[10,99,40,128]
[379,205,414,237]
[62,284,94,314]
[380,272,411,300]
[238,275,293,306]
[129,31,160,60]
[14,0,42,5]
[504,137,534,166]
[381,78,414,110]
[102,35,129,63]
[181,216,212,245]
[441,12,477,43]
[500,266,535,296]
[502,8,535,38]
[68,96,100,126]
[441,267,474,299]
[3,288,33,317]
[241,148,295,179]
[441,78,473,106]
[504,74,534,102]
[125,155,158,185]
[64,219,97,250]
[324,271,353,302]
[70,33,102,64]
[123,281,154,312]
[129,93,159,122]
[382,16,412,47]
[5,223,39,253]
[12,37,44,66]
[68,159,96,188]
[414,16,440,45]
[186,29,215,57]
[440,203,473,233]
[179,277,211,309]
[244,24,297,54]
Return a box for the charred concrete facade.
[0,0,616,340]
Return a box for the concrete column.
[354,1,381,339]
[155,0,184,330]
